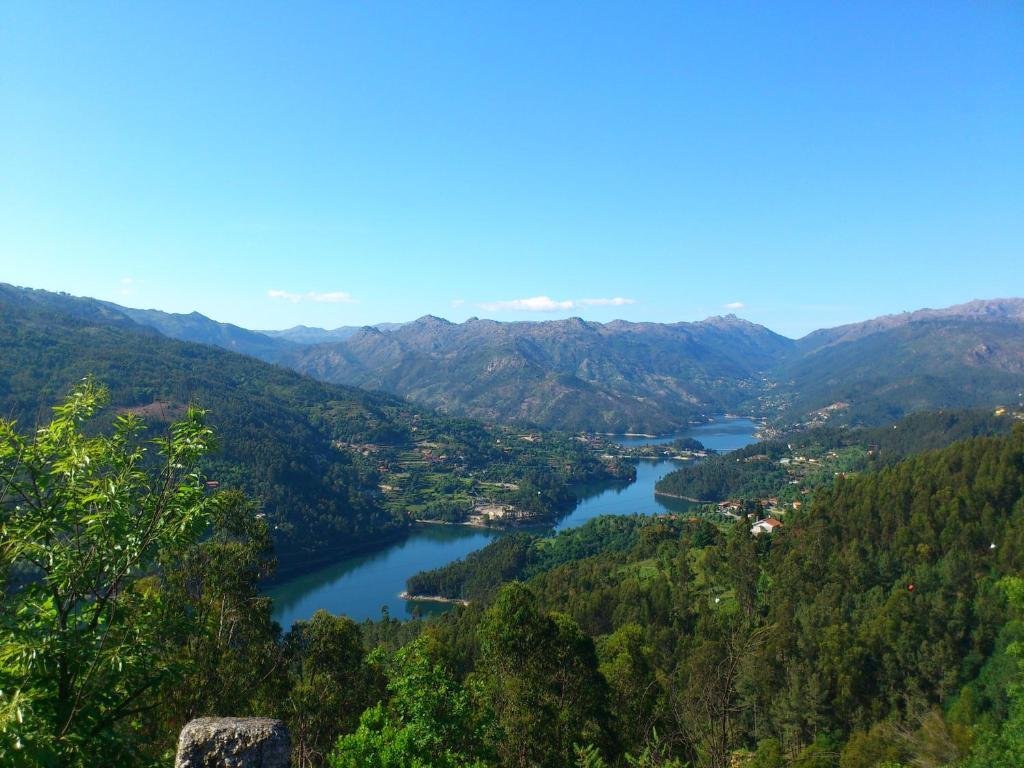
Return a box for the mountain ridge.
[797,297,1024,353]
[4,284,1022,431]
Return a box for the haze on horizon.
[2,2,1022,337]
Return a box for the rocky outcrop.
[175,717,291,767]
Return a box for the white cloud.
[451,298,466,308]
[724,301,745,310]
[268,289,356,304]
[479,296,575,312]
[578,297,636,307]
[479,295,636,313]
[309,291,356,304]
[118,277,139,297]
[268,289,302,303]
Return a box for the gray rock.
[175,717,291,767]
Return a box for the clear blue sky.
[1,2,1021,337]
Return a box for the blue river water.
[268,418,759,626]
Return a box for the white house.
[751,517,783,536]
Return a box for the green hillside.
[376,425,1024,767]
[0,286,620,572]
[13,286,1024,436]
[655,407,1020,503]
[773,315,1024,426]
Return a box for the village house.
[751,517,783,536]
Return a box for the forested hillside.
[6,350,1024,766]
[774,314,1024,426]
[0,286,620,572]
[655,407,1020,504]
[0,285,404,569]
[369,425,1024,767]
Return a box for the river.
[268,417,760,627]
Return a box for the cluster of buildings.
[711,496,799,536]
[467,502,532,526]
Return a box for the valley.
[3,282,1023,768]
[6,10,1021,765]
[268,417,759,625]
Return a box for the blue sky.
[1,2,1021,338]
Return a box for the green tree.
[597,623,660,752]
[329,637,486,768]
[0,380,217,766]
[958,577,1024,768]
[749,738,784,768]
[281,610,376,768]
[153,491,286,755]
[474,582,612,768]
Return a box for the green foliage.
[957,577,1024,768]
[0,291,404,573]
[473,583,613,768]
[280,611,377,768]
[406,516,649,601]
[837,725,902,768]
[394,426,1024,767]
[749,739,784,768]
[151,491,286,756]
[656,440,789,502]
[597,624,658,751]
[574,743,608,768]
[790,734,839,768]
[656,408,1015,504]
[0,380,217,765]
[329,638,487,768]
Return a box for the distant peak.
[413,314,453,325]
[701,313,750,326]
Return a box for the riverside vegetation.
[654,408,1019,506]
[3,382,1024,767]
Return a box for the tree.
[0,379,217,765]
[153,491,286,755]
[474,583,612,768]
[329,637,487,768]
[597,623,660,752]
[958,577,1024,768]
[281,610,376,768]
[667,613,770,768]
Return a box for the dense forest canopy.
[384,425,1024,767]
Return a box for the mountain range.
[4,283,1023,432]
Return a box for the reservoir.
[268,417,759,626]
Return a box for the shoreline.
[653,490,713,504]
[600,415,764,441]
[264,527,411,585]
[400,591,469,606]
[412,517,536,529]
